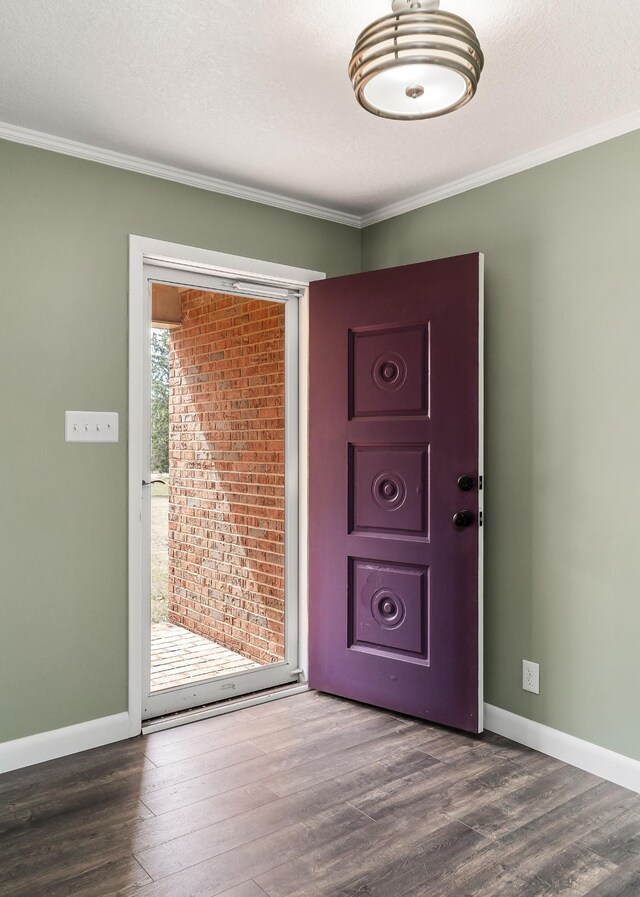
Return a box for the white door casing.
[128,236,324,731]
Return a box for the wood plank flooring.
[1,691,639,897]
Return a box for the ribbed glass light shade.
[349,6,484,120]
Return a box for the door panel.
[308,254,482,733]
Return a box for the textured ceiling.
[1,0,639,218]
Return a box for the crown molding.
[0,121,360,229]
[360,110,640,227]
[2,112,639,232]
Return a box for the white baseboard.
[485,703,640,794]
[2,702,639,795]
[0,712,131,775]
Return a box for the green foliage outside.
[151,329,169,474]
[150,330,170,623]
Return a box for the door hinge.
[479,475,483,490]
[479,510,483,526]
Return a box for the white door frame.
[128,235,324,734]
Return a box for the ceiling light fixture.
[348,0,484,120]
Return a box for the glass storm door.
[142,266,300,720]
[308,254,484,733]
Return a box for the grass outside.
[151,477,169,623]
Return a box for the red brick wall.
[167,290,285,665]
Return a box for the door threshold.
[142,682,310,735]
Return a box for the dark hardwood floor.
[1,691,639,897]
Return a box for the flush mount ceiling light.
[349,0,484,120]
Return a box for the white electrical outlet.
[65,411,119,443]
[522,659,540,694]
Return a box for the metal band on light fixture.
[349,0,484,120]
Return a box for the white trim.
[131,236,325,288]
[0,121,359,228]
[0,713,130,775]
[140,268,153,714]
[142,684,309,735]
[3,114,639,231]
[129,236,324,727]
[360,111,640,226]
[298,289,310,682]
[477,254,485,733]
[485,704,640,794]
[284,292,300,675]
[128,239,145,737]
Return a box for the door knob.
[453,510,473,529]
[142,479,166,486]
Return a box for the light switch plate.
[65,411,119,443]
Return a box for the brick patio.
[150,622,261,692]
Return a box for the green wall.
[3,131,639,762]
[0,139,360,744]
[362,130,640,761]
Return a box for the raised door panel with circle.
[349,559,429,661]
[349,444,429,537]
[350,324,428,417]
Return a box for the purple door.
[308,254,483,733]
